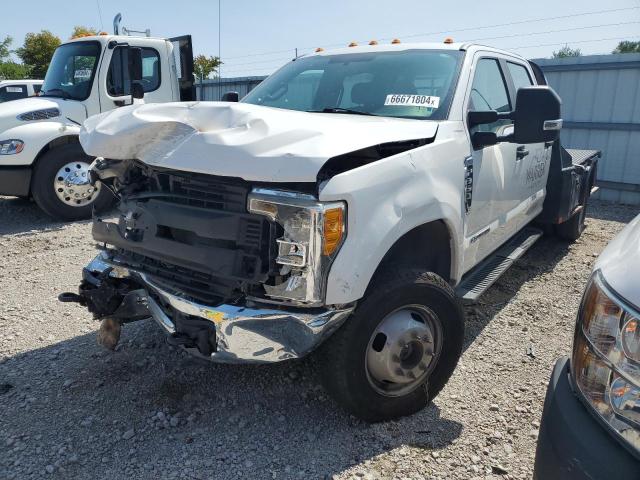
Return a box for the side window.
[0,85,27,102]
[107,47,161,96]
[468,58,512,134]
[140,48,160,92]
[507,62,533,91]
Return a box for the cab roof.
[310,42,527,62]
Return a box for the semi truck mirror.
[221,91,239,102]
[513,86,562,144]
[131,82,144,100]
[128,47,143,82]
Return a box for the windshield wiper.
[307,107,378,116]
[41,88,71,100]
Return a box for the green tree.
[0,36,12,61]
[552,45,582,58]
[194,54,222,80]
[71,26,99,38]
[16,30,61,79]
[613,40,640,54]
[0,35,31,80]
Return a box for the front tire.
[31,143,113,221]
[317,269,464,422]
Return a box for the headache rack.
[93,165,279,305]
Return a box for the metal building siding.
[196,76,266,101]
[533,54,640,204]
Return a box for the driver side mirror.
[468,86,562,148]
[512,86,562,144]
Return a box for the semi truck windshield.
[41,41,101,101]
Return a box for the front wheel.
[31,143,113,221]
[317,269,464,422]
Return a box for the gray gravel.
[0,195,637,480]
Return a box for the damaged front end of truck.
[61,156,354,363]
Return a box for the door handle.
[516,145,529,160]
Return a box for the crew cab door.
[462,56,519,271]
[503,60,551,231]
[169,35,195,101]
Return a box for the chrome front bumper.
[84,255,354,363]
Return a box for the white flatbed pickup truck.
[62,40,600,421]
[0,15,195,219]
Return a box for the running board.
[455,227,543,303]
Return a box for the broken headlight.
[572,270,640,455]
[248,188,346,305]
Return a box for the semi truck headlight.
[572,271,640,453]
[0,139,24,155]
[248,188,346,305]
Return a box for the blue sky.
[3,0,639,77]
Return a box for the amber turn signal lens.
[323,208,344,256]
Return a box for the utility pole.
[295,48,298,59]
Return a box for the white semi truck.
[62,40,599,421]
[0,16,195,219]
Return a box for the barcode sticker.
[6,86,24,93]
[384,94,440,108]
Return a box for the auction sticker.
[384,94,439,108]
[6,86,24,93]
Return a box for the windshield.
[242,49,463,120]
[41,41,101,101]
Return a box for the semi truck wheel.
[318,269,464,422]
[31,144,113,221]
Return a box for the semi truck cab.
[0,20,194,219]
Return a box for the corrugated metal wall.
[196,76,266,101]
[533,53,640,204]
[198,53,640,204]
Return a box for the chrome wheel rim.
[365,304,443,397]
[54,161,99,207]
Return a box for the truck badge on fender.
[464,156,474,213]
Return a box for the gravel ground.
[0,196,637,480]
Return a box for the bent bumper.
[84,255,353,363]
[533,357,639,479]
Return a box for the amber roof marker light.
[315,47,324,53]
[348,42,358,47]
[391,38,401,44]
[369,40,379,45]
[444,37,454,44]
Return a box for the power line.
[511,35,638,50]
[222,6,639,60]
[465,20,640,43]
[222,20,640,69]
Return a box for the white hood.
[0,97,86,134]
[80,101,439,182]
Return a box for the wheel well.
[372,220,452,284]
[29,136,80,192]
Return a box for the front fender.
[320,133,467,305]
[0,121,81,167]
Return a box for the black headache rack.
[93,167,278,305]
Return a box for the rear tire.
[31,144,113,221]
[317,269,464,422]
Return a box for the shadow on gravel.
[0,196,87,236]
[0,319,463,480]
[459,199,637,353]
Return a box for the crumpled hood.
[594,213,640,309]
[0,97,86,134]
[80,101,439,182]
